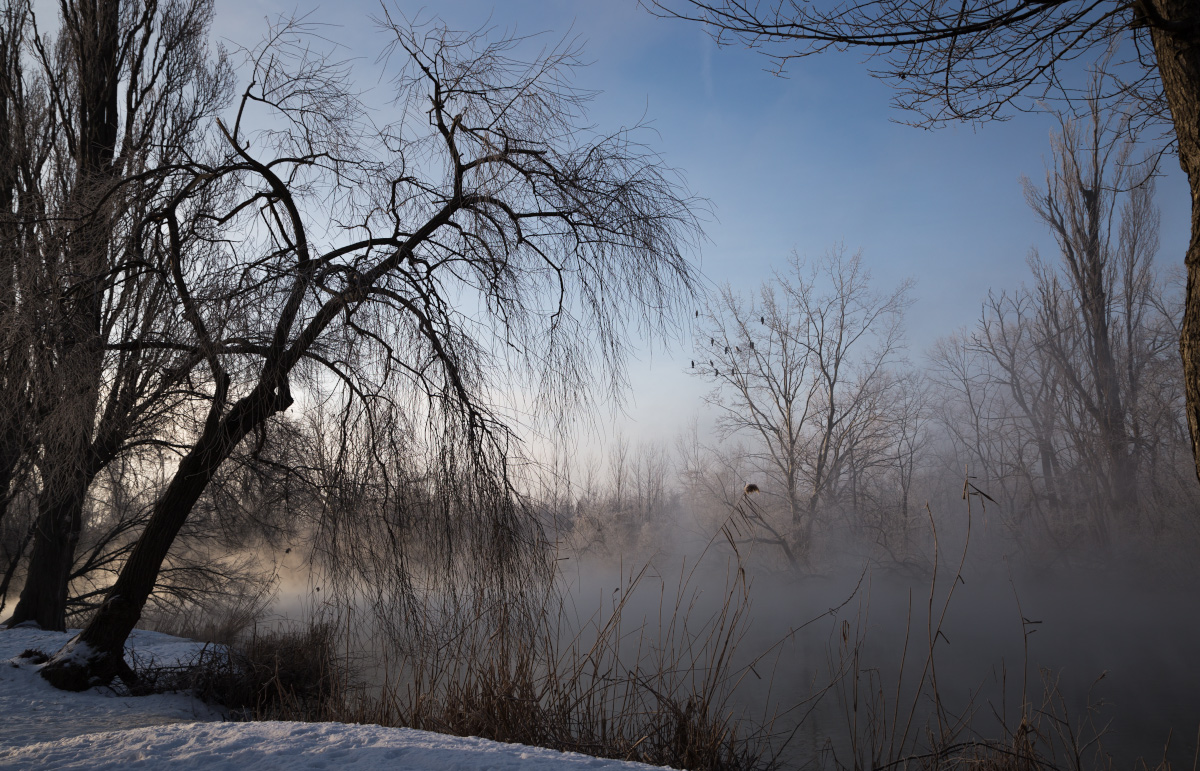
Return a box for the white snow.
[0,721,674,770]
[0,626,672,770]
[0,627,223,749]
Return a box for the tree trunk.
[0,409,29,595]
[0,2,36,616]
[6,240,108,628]
[6,462,91,630]
[1078,187,1138,515]
[804,409,836,547]
[8,0,121,628]
[39,384,289,690]
[1149,1,1200,484]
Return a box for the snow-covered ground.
[0,626,223,749]
[0,721,674,770]
[0,626,671,770]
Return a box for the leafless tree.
[926,106,1188,548]
[927,331,1005,495]
[1021,98,1152,519]
[0,0,47,614]
[692,246,911,563]
[0,0,235,629]
[887,370,931,550]
[59,412,313,623]
[1018,101,1187,538]
[608,433,631,518]
[38,14,702,689]
[832,366,933,552]
[631,442,672,526]
[559,436,675,556]
[647,0,1200,486]
[982,294,1058,499]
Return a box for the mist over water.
[3,5,1198,770]
[545,508,1200,769]
[243,489,1200,771]
[827,558,1200,768]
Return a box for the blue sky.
[212,0,1192,447]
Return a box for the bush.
[131,621,347,720]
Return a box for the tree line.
[549,97,1193,569]
[650,0,1200,492]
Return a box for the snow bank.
[0,720,673,770]
[0,626,672,770]
[0,627,222,748]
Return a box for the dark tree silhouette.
[1,0,232,629]
[38,15,701,690]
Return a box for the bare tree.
[0,0,236,624]
[2,0,234,629]
[886,370,931,550]
[692,246,911,563]
[926,106,1187,547]
[38,15,701,689]
[608,433,631,518]
[828,366,933,550]
[560,436,675,556]
[698,270,812,533]
[631,442,671,525]
[1020,98,1153,520]
[6,0,128,629]
[0,0,47,613]
[648,0,1200,485]
[788,251,912,529]
[975,292,1070,524]
[58,414,309,623]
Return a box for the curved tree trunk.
[39,383,290,690]
[1149,1,1200,484]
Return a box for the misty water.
[768,565,1199,768]
[268,513,1200,770]
[556,548,1199,769]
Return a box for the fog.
[248,470,1200,771]
[545,507,1200,769]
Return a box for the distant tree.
[692,247,911,563]
[560,436,674,556]
[927,328,1029,508]
[1022,97,1158,522]
[927,101,1187,546]
[987,97,1183,541]
[38,15,701,689]
[973,291,1068,516]
[885,370,932,551]
[649,0,1200,484]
